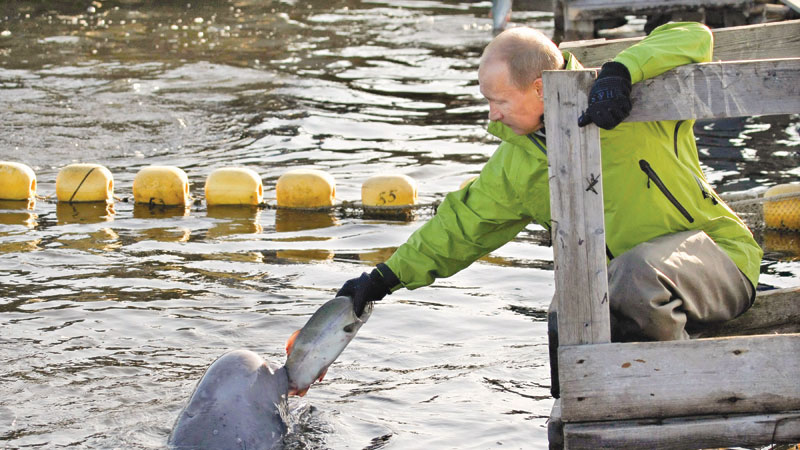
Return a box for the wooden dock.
[545,20,800,449]
[553,0,799,40]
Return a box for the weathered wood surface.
[546,21,800,450]
[559,19,800,67]
[564,0,752,18]
[543,69,610,346]
[782,0,800,14]
[694,286,800,338]
[626,58,800,122]
[558,334,800,422]
[563,410,800,449]
[548,399,564,450]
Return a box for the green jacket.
[385,22,762,290]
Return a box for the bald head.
[480,27,564,90]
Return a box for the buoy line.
[727,191,800,208]
[728,188,800,231]
[6,160,798,231]
[31,195,443,218]
[270,200,442,219]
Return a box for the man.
[339,22,761,343]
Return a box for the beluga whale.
[168,296,371,449]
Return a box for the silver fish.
[285,296,372,397]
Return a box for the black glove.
[337,263,400,317]
[577,61,632,130]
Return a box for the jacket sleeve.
[384,143,536,290]
[613,22,713,84]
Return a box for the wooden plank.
[558,334,800,422]
[566,0,751,12]
[694,286,800,338]
[782,0,800,14]
[564,0,752,21]
[563,410,800,449]
[700,19,800,62]
[543,69,611,346]
[559,19,800,68]
[626,58,800,122]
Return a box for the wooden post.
[562,3,596,40]
[543,69,610,346]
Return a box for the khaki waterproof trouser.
[547,230,755,397]
[608,230,755,342]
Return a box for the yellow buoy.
[0,161,37,200]
[204,167,263,206]
[763,183,800,231]
[56,163,114,203]
[276,169,335,208]
[133,165,191,206]
[362,174,417,207]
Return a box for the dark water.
[0,1,798,448]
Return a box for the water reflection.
[359,247,397,265]
[136,227,192,243]
[275,248,334,263]
[206,205,262,238]
[362,207,418,222]
[204,251,264,264]
[274,209,338,232]
[762,230,800,259]
[56,202,115,224]
[0,233,41,253]
[0,200,37,227]
[133,203,190,219]
[54,227,121,252]
[272,209,338,262]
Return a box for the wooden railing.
[560,19,800,67]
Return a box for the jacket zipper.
[674,121,718,206]
[673,120,684,158]
[527,133,547,156]
[694,175,719,205]
[639,160,695,223]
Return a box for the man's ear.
[533,78,544,99]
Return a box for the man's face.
[478,61,543,135]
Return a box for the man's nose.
[488,104,502,121]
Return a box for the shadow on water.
[0,1,798,449]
